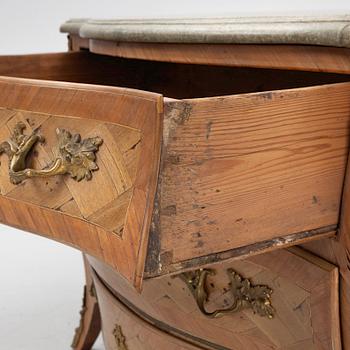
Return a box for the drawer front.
[0,76,163,289]
[89,247,341,350]
[92,268,202,350]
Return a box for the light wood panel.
[89,247,340,350]
[147,82,350,275]
[303,147,350,350]
[336,151,350,350]
[0,76,163,290]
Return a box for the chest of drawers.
[1,16,350,349]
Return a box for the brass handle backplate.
[180,268,275,319]
[0,122,102,184]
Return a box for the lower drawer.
[92,268,202,350]
[89,247,341,350]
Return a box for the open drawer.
[0,51,350,289]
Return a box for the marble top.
[60,16,350,48]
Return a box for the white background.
[1,1,350,349]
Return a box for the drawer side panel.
[155,82,350,273]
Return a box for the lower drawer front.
[89,247,341,350]
[92,268,201,350]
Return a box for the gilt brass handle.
[180,268,274,319]
[0,122,103,184]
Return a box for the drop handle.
[180,268,275,319]
[0,122,103,184]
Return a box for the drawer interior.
[1,51,350,99]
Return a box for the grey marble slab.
[60,16,350,48]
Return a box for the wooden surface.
[1,51,349,279]
[71,256,101,350]
[89,247,340,350]
[0,51,131,84]
[92,268,203,350]
[335,150,350,350]
[2,51,350,101]
[1,34,349,350]
[145,82,350,276]
[303,148,350,350]
[0,76,162,290]
[302,238,350,350]
[70,36,350,74]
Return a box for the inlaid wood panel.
[0,108,141,234]
[92,268,202,350]
[89,247,341,350]
[0,77,163,290]
[146,82,350,276]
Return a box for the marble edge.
[60,16,350,48]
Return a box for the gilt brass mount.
[180,268,274,319]
[0,122,102,184]
[71,285,88,348]
[113,324,128,350]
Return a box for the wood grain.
[336,150,350,350]
[1,51,350,100]
[68,35,89,51]
[0,76,163,290]
[89,247,340,350]
[0,30,348,350]
[84,37,350,74]
[146,228,336,277]
[0,109,141,234]
[149,82,350,274]
[92,267,203,350]
[303,147,350,350]
[0,51,123,83]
